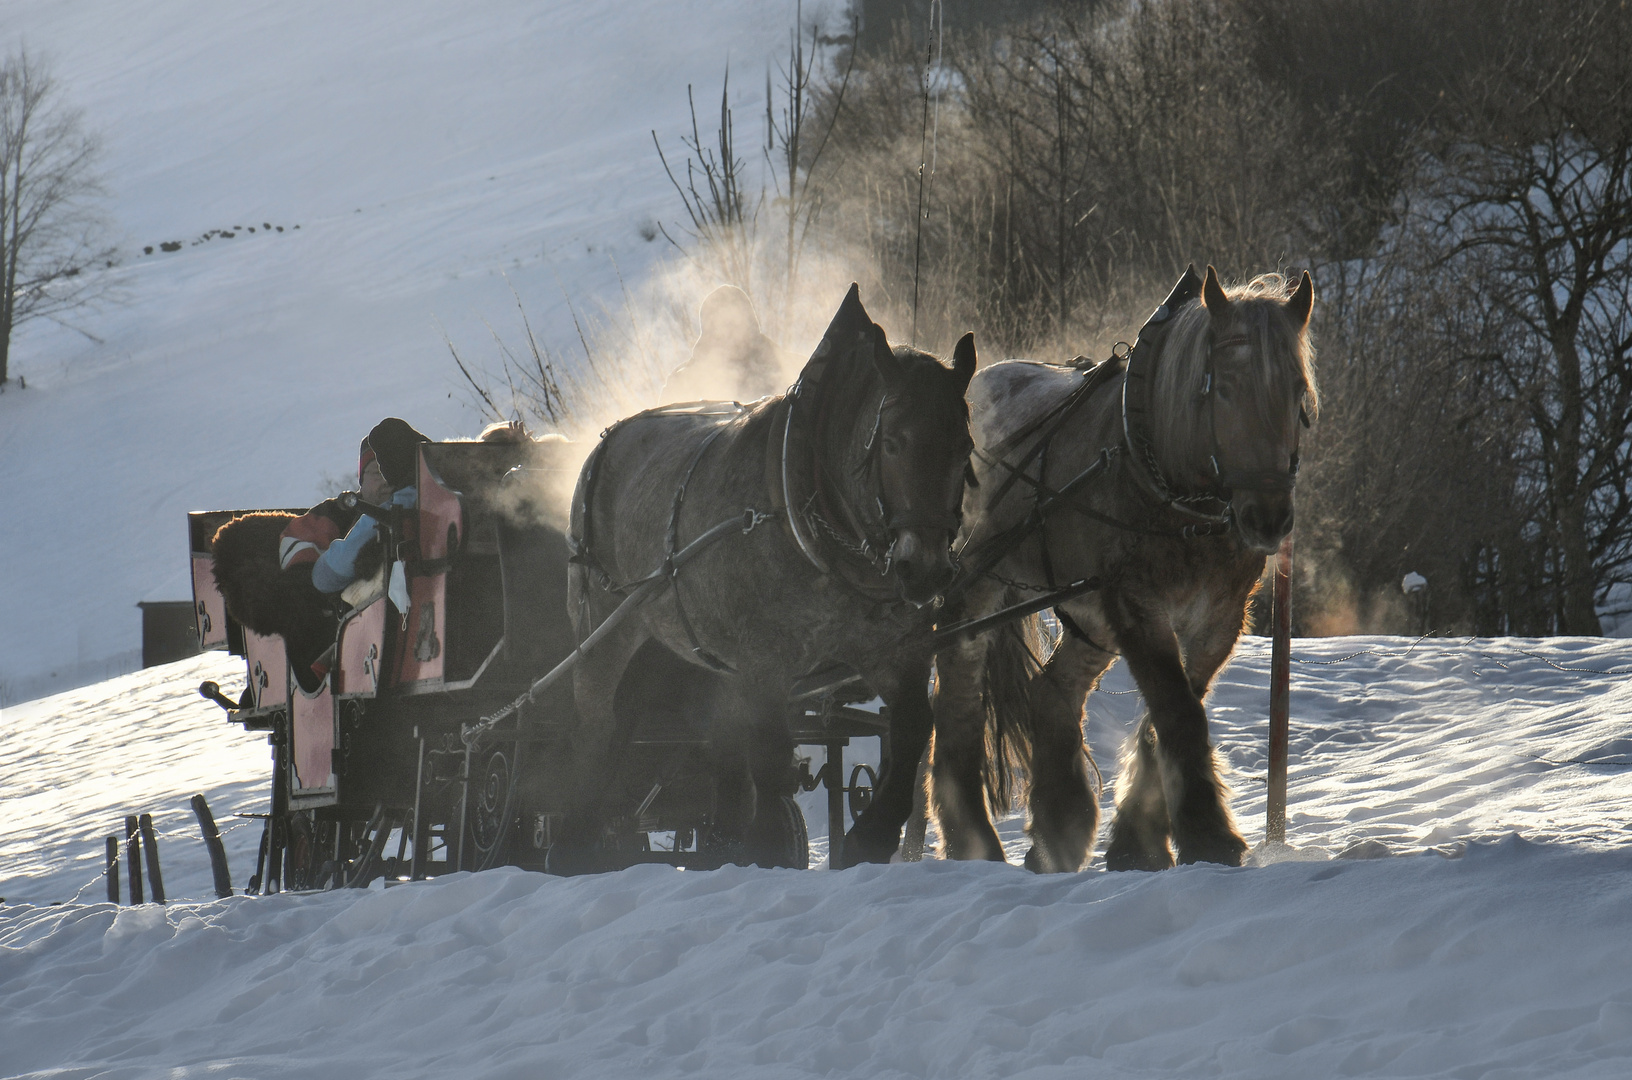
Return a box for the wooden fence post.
[1266,534,1293,845]
[190,794,234,899]
[105,836,120,904]
[124,816,144,905]
[138,814,165,903]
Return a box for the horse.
[848,265,1316,870]
[559,284,976,868]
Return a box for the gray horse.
[560,285,976,868]
[843,266,1316,871]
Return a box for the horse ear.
[951,332,976,391]
[870,325,903,385]
[820,283,867,343]
[1202,265,1232,321]
[1286,270,1314,329]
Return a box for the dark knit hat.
[367,417,431,489]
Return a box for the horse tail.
[980,611,1051,815]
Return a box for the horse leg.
[929,594,1008,861]
[841,655,933,866]
[1107,599,1247,868]
[703,679,798,867]
[744,686,801,868]
[558,598,650,870]
[1103,712,1174,871]
[1022,633,1114,872]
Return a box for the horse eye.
[881,436,902,455]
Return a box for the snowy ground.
[0,0,807,704]
[4,636,1632,1078]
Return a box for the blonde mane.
[1149,273,1318,483]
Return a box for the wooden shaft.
[1266,534,1293,844]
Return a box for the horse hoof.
[1022,846,1043,873]
[838,829,898,868]
[1176,836,1247,868]
[1104,843,1175,872]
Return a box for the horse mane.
[1150,273,1319,482]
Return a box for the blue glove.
[312,515,380,593]
[390,485,418,509]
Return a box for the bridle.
[798,384,961,583]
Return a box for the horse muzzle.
[1231,491,1294,553]
[887,527,958,604]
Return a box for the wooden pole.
[1266,534,1293,844]
[138,814,166,904]
[124,815,144,905]
[190,794,234,898]
[105,836,120,904]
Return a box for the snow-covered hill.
[4,637,1632,1077]
[0,0,804,704]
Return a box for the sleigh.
[188,436,886,891]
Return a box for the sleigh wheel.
[468,748,513,867]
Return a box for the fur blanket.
[211,511,345,689]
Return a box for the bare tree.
[1406,0,1632,633]
[0,47,114,386]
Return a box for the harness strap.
[987,355,1125,509]
[665,422,737,673]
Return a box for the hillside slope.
[0,0,797,703]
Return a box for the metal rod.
[826,741,845,869]
[138,814,166,904]
[1266,534,1293,844]
[191,794,234,898]
[410,735,427,880]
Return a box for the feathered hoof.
[1022,844,1089,874]
[839,822,899,868]
[1175,831,1248,867]
[1103,838,1175,872]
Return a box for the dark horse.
[562,285,975,866]
[848,266,1316,870]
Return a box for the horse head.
[872,334,977,602]
[1147,266,1317,553]
[791,286,976,604]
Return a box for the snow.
[5,636,1632,1078]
